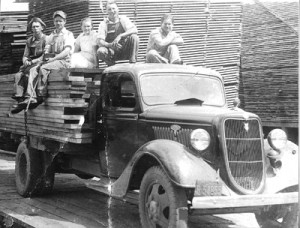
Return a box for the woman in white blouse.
[71,17,98,68]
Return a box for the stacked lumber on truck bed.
[29,0,242,107]
[0,69,102,144]
[240,0,298,128]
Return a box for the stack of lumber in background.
[0,11,28,74]
[240,0,298,128]
[0,69,102,144]
[28,0,242,107]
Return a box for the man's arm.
[97,38,113,49]
[97,26,137,50]
[74,38,81,53]
[47,47,71,62]
[151,31,176,48]
[170,32,184,46]
[31,54,44,64]
[22,40,32,67]
[46,32,74,62]
[116,15,137,40]
[113,26,137,44]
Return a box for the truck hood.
[140,105,258,124]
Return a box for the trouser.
[14,64,38,97]
[25,60,70,98]
[146,45,181,64]
[97,34,139,66]
[71,52,98,68]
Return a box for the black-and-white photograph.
[0,0,298,227]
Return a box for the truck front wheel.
[255,203,298,228]
[139,166,188,228]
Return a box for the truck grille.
[153,126,192,148]
[224,118,264,193]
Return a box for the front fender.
[111,139,220,197]
[263,139,298,194]
[139,139,220,187]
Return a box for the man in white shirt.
[146,14,184,64]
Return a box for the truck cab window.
[103,73,137,110]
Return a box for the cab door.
[100,72,140,178]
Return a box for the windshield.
[140,73,225,106]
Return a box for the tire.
[15,142,55,197]
[255,203,298,228]
[15,142,42,197]
[139,166,188,228]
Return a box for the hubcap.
[146,183,170,227]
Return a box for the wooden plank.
[0,200,89,228]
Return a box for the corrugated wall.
[29,0,242,106]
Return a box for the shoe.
[11,95,25,103]
[28,97,44,110]
[28,102,40,110]
[19,97,37,105]
[10,103,27,114]
[36,97,44,104]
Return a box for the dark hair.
[29,17,46,29]
[106,0,117,8]
[161,13,174,24]
[80,17,93,27]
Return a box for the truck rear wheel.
[15,142,55,197]
[255,203,298,228]
[15,142,42,197]
[139,166,188,228]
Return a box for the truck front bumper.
[191,192,298,211]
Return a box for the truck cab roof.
[103,63,223,81]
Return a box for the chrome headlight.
[190,129,210,151]
[267,129,287,151]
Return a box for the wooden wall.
[240,0,298,128]
[29,0,242,107]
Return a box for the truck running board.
[85,177,139,205]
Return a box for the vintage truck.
[0,63,298,228]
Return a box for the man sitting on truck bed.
[146,14,184,64]
[15,10,75,110]
[96,1,139,66]
[11,17,47,105]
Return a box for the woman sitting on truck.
[71,17,98,68]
